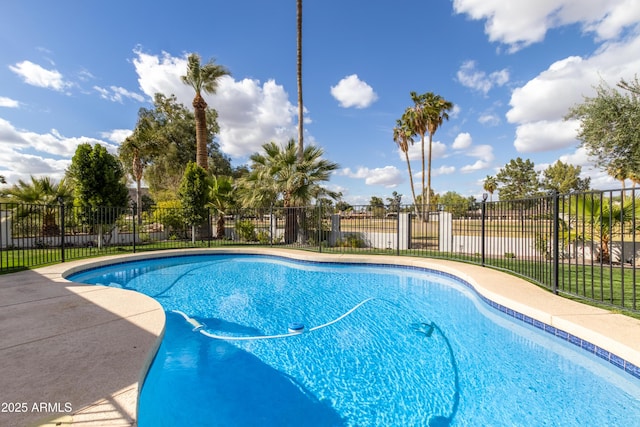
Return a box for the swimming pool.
[69,254,640,426]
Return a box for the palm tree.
[181,53,230,170]
[296,0,304,162]
[4,176,73,236]
[119,115,159,222]
[393,117,418,216]
[483,175,498,202]
[237,139,339,243]
[607,159,628,190]
[406,91,453,212]
[569,193,640,263]
[207,175,235,239]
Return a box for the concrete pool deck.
[1,247,639,426]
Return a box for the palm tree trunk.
[193,94,209,170]
[420,132,426,220]
[426,133,433,210]
[296,0,304,162]
[404,151,419,218]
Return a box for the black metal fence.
[1,188,638,313]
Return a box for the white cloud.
[132,49,300,158]
[456,60,509,94]
[8,60,70,91]
[94,85,145,103]
[452,0,640,51]
[452,132,472,149]
[514,119,580,152]
[0,118,114,183]
[433,165,456,176]
[339,166,403,188]
[330,74,378,109]
[101,129,133,144]
[0,97,19,108]
[461,160,491,173]
[506,31,640,153]
[404,140,447,162]
[478,113,500,126]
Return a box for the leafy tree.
[181,53,230,170]
[67,143,129,247]
[393,118,418,214]
[386,191,402,212]
[178,162,210,243]
[404,91,454,210]
[566,78,640,179]
[335,200,352,213]
[495,158,540,200]
[540,160,590,194]
[237,139,339,243]
[439,191,472,218]
[483,175,498,201]
[136,94,230,199]
[0,175,5,184]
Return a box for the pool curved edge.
[16,247,639,425]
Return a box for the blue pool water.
[69,254,640,426]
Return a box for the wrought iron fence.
[1,188,638,313]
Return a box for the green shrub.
[236,220,257,241]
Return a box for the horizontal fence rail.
[1,188,638,313]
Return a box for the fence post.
[396,204,401,256]
[552,190,560,295]
[132,202,137,253]
[481,194,487,267]
[207,208,211,248]
[317,204,322,253]
[59,197,65,263]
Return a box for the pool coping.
[2,247,639,426]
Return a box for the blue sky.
[1,1,639,204]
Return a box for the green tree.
[386,191,402,213]
[178,162,210,243]
[405,91,454,210]
[483,175,498,202]
[0,175,5,184]
[496,158,540,200]
[119,113,160,221]
[237,139,339,243]
[207,175,235,239]
[566,78,640,179]
[137,94,230,200]
[541,160,590,194]
[568,193,640,263]
[3,176,73,236]
[393,117,418,213]
[439,191,472,218]
[296,0,304,162]
[67,143,129,247]
[181,53,230,170]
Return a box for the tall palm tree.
[406,91,453,212]
[296,0,304,163]
[181,53,230,170]
[237,139,339,243]
[393,117,418,215]
[483,175,498,202]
